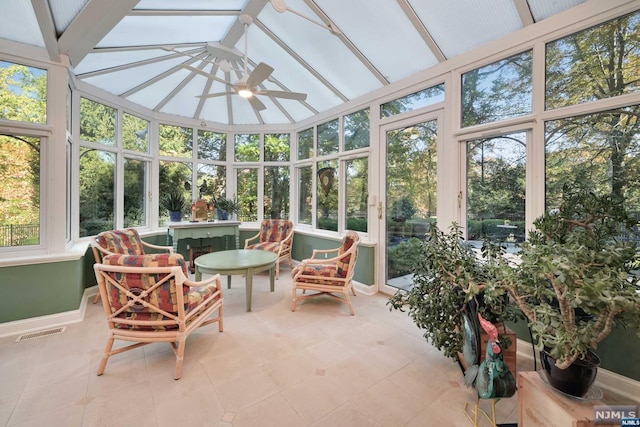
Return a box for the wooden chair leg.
[344,290,355,315]
[174,340,186,380]
[291,288,297,311]
[92,292,101,304]
[97,337,115,376]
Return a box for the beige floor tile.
[281,373,352,424]
[82,380,155,426]
[352,379,428,427]
[310,401,382,427]
[8,404,84,427]
[232,393,305,427]
[213,367,278,412]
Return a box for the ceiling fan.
[185,14,307,111]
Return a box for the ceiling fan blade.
[255,90,307,101]
[247,96,266,111]
[182,65,231,86]
[196,92,236,99]
[246,62,274,88]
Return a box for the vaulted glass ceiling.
[1,0,587,125]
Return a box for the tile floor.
[0,271,631,426]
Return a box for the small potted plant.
[487,186,640,397]
[161,191,186,222]
[214,197,239,220]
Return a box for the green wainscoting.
[507,317,640,381]
[0,258,84,323]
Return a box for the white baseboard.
[0,286,97,339]
[516,338,640,399]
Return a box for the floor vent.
[15,326,66,342]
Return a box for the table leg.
[246,269,253,312]
[269,265,275,292]
[195,266,202,281]
[227,275,232,289]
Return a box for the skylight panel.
[0,0,44,48]
[49,0,89,34]
[528,0,587,21]
[135,0,246,10]
[74,49,174,75]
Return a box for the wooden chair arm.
[184,272,222,291]
[309,248,339,259]
[244,231,262,248]
[141,240,174,253]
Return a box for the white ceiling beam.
[129,9,239,17]
[90,43,205,53]
[155,55,216,111]
[396,0,446,62]
[30,0,60,62]
[58,0,141,66]
[119,55,205,98]
[221,0,270,48]
[514,0,535,26]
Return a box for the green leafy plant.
[387,224,513,361]
[161,192,186,212]
[488,187,640,369]
[390,196,417,223]
[214,197,239,215]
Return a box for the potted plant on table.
[162,191,186,222]
[214,197,239,220]
[487,186,640,397]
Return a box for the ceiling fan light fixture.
[238,88,253,98]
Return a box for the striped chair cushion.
[293,264,346,284]
[245,241,280,253]
[258,220,293,243]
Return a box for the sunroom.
[1,0,639,425]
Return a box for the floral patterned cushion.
[336,232,358,277]
[101,254,217,330]
[246,241,281,253]
[293,263,346,285]
[96,228,145,256]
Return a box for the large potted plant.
[214,197,239,220]
[387,224,514,368]
[488,187,640,397]
[162,192,186,222]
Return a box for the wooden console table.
[167,221,240,253]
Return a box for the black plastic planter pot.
[540,349,600,397]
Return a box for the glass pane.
[198,130,226,161]
[79,147,115,237]
[122,113,148,152]
[344,108,370,151]
[545,108,640,220]
[0,61,46,124]
[381,84,444,118]
[0,135,40,247]
[197,163,226,202]
[158,160,192,224]
[264,166,290,219]
[264,133,290,162]
[297,128,314,160]
[462,50,532,127]
[298,166,313,225]
[237,168,258,222]
[80,98,116,146]
[159,124,193,158]
[235,134,260,162]
[466,133,526,247]
[317,119,339,157]
[345,158,368,232]
[124,158,147,228]
[546,11,640,110]
[386,121,438,290]
[317,160,338,231]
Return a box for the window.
[0,61,47,124]
[80,98,116,146]
[345,158,368,232]
[461,50,532,127]
[344,109,370,151]
[158,161,191,223]
[237,167,258,222]
[0,135,41,247]
[297,166,313,225]
[545,109,640,216]
[198,130,226,161]
[235,133,260,162]
[123,158,148,227]
[317,119,339,157]
[197,164,226,201]
[317,160,338,231]
[159,124,192,158]
[265,133,290,162]
[122,113,148,153]
[546,11,640,110]
[264,166,290,219]
[79,147,115,237]
[466,132,526,245]
[297,128,314,160]
[380,84,444,118]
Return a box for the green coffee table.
[194,249,277,312]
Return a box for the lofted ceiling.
[1,0,588,125]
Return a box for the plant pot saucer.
[537,370,603,401]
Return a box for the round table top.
[195,249,277,270]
